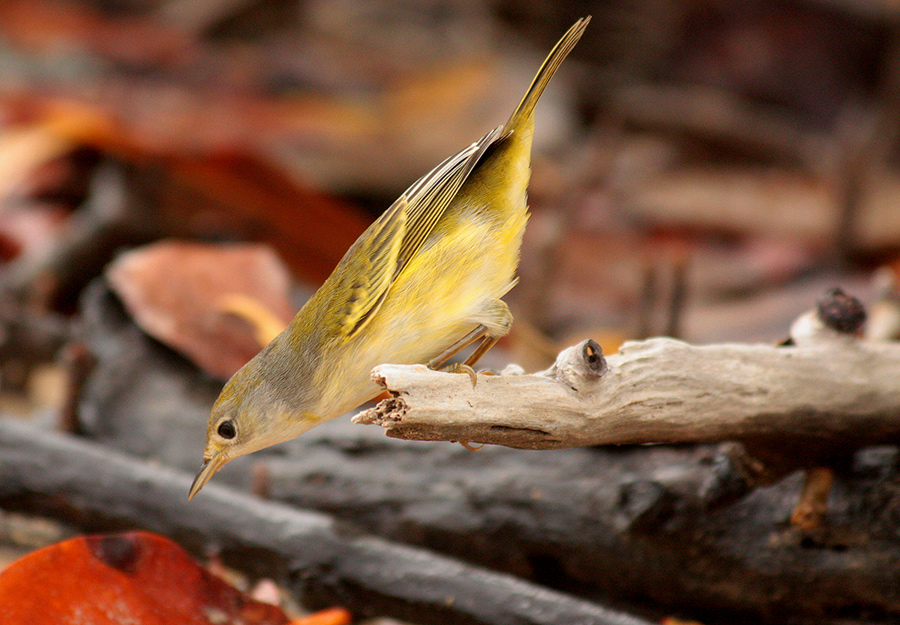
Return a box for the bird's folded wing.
[332,125,504,340]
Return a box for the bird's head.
[188,354,321,499]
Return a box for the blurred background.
[4,0,900,374]
[3,0,900,622]
[4,0,900,390]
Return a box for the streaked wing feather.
[335,125,504,340]
[335,198,407,338]
[396,125,504,274]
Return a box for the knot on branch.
[817,288,866,335]
[543,339,607,393]
[790,288,867,345]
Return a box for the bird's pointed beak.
[188,452,226,500]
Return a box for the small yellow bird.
[189,17,590,499]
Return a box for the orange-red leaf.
[0,530,289,625]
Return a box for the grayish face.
[189,357,320,499]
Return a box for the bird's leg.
[453,337,502,386]
[427,325,491,387]
[463,336,499,368]
[427,324,488,370]
[429,297,511,386]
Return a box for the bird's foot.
[441,362,478,387]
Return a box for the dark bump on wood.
[817,288,866,334]
[582,339,607,376]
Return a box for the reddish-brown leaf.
[106,240,296,379]
[0,530,289,625]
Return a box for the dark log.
[0,418,652,625]
[258,430,900,625]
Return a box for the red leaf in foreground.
[0,530,289,625]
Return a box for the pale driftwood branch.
[353,334,900,450]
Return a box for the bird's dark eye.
[217,420,236,440]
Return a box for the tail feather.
[504,16,590,133]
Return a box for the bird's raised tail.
[504,16,590,134]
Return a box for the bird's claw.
[443,362,478,387]
[459,440,484,451]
